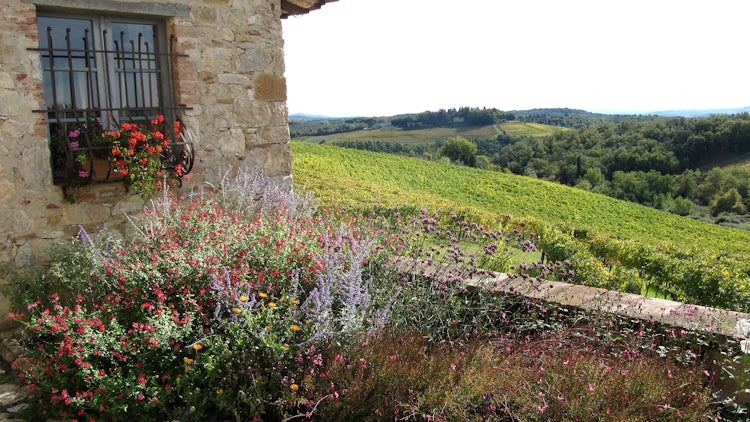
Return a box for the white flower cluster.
[737,318,750,354]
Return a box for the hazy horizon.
[289,104,750,119]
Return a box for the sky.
[282,0,750,117]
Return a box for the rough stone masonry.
[0,0,295,328]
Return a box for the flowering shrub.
[63,115,186,198]
[107,115,184,197]
[9,171,396,420]
[6,169,745,420]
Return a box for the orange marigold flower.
[290,384,299,392]
[192,344,202,351]
[258,293,268,299]
[291,324,301,332]
[183,357,194,365]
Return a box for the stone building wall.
[0,0,294,326]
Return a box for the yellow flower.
[265,324,271,330]
[192,344,202,351]
[239,295,249,302]
[290,299,299,305]
[268,302,276,308]
[216,389,224,395]
[184,365,191,372]
[290,383,299,392]
[233,308,242,314]
[183,357,194,365]
[291,324,301,332]
[283,343,290,349]
[258,292,268,299]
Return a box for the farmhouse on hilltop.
[0,0,336,322]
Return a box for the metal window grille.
[31,15,194,190]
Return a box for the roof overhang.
[281,0,337,18]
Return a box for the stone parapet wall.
[394,257,750,340]
[0,0,293,325]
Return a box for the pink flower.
[70,141,79,149]
[78,171,89,178]
[69,130,81,138]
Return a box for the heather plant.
[313,327,714,421]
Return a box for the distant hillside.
[291,142,750,256]
[289,106,750,123]
[299,123,568,145]
[292,142,750,310]
[289,113,333,120]
[651,106,750,118]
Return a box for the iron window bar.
[30,25,194,195]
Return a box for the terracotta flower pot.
[77,156,125,182]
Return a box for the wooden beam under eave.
[286,0,319,8]
[281,0,338,18]
[281,2,307,17]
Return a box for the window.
[34,12,192,186]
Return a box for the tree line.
[485,114,750,220]
[390,107,515,128]
[334,112,750,225]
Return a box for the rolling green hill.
[292,142,750,254]
[292,142,750,311]
[499,122,568,138]
[299,122,568,145]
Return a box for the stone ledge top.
[393,257,750,340]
